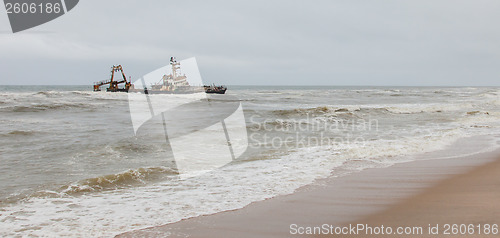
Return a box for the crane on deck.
[93,65,134,92]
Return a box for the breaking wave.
[3,103,94,112]
[4,167,180,203]
[271,103,475,117]
[273,106,348,116]
[58,167,178,195]
[34,91,62,97]
[6,130,37,136]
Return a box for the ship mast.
[170,57,179,79]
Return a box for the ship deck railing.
[93,79,112,86]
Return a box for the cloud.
[1,0,500,85]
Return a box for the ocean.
[1,85,500,237]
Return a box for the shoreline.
[116,139,500,237]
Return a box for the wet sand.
[333,153,500,237]
[116,148,500,238]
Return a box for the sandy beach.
[117,139,500,238]
[334,152,500,237]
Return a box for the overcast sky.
[1,0,499,86]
